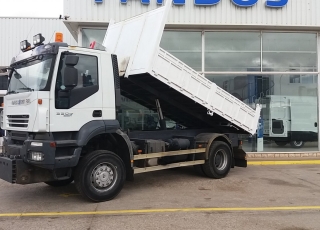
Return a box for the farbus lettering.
[119,0,288,8]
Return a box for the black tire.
[275,141,287,147]
[74,150,126,202]
[202,141,231,179]
[45,177,73,187]
[290,141,305,148]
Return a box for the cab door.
[49,50,103,132]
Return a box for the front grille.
[7,115,29,128]
[11,131,29,144]
[11,132,28,138]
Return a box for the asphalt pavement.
[0,164,320,230]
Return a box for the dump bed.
[103,1,261,135]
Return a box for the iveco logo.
[57,112,73,117]
[12,100,25,105]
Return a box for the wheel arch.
[195,133,233,160]
[76,120,134,181]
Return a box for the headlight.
[30,152,44,161]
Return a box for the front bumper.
[0,132,82,184]
[3,133,81,169]
[0,157,54,184]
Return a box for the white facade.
[64,0,320,39]
[0,17,77,67]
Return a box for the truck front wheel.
[202,141,231,179]
[74,150,126,202]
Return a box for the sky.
[0,0,63,18]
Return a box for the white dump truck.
[0,2,260,202]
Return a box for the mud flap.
[233,148,247,168]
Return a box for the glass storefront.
[205,32,261,72]
[203,31,318,152]
[160,31,202,71]
[262,33,317,72]
[207,74,318,152]
[82,29,319,152]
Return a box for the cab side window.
[55,53,99,109]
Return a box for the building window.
[205,32,261,72]
[262,33,317,72]
[160,31,202,71]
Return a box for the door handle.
[93,110,102,117]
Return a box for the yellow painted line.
[0,206,320,217]
[248,160,320,165]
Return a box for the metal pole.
[317,33,320,151]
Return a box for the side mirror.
[63,55,79,88]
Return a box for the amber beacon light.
[55,32,63,42]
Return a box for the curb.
[248,160,320,165]
[246,152,320,159]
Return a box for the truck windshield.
[7,54,54,94]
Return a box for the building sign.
[119,0,288,8]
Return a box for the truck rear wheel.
[45,178,73,187]
[74,150,126,202]
[290,141,305,148]
[202,141,231,179]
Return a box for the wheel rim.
[293,141,303,147]
[214,149,228,170]
[91,162,117,192]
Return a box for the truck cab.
[1,34,133,195]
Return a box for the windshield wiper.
[6,90,18,95]
[18,87,34,92]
